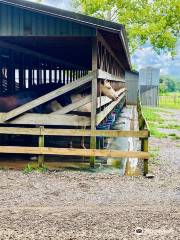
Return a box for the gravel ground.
[0,110,179,240]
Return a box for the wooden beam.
[97,88,126,108]
[2,71,95,122]
[50,95,92,115]
[38,126,45,167]
[143,138,149,175]
[0,146,149,159]
[97,32,125,71]
[0,40,83,70]
[98,69,125,82]
[96,93,126,125]
[90,37,98,167]
[0,127,150,138]
[0,113,90,126]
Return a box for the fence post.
[90,37,98,168]
[38,126,44,167]
[142,138,148,175]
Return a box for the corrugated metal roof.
[0,0,131,69]
[0,0,124,32]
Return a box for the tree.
[160,76,179,92]
[34,0,44,3]
[73,0,180,55]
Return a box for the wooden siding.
[0,3,96,37]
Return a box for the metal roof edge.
[0,0,124,33]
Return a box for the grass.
[148,123,168,138]
[159,92,180,109]
[150,152,158,159]
[159,124,180,130]
[149,146,160,151]
[142,101,180,138]
[172,135,180,140]
[23,163,48,174]
[142,107,164,123]
[150,147,161,165]
[142,107,168,138]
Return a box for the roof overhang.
[0,0,132,70]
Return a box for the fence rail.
[0,93,150,175]
[159,94,180,108]
[0,126,150,175]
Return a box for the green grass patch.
[148,122,168,138]
[172,135,180,140]
[150,152,158,159]
[150,151,161,165]
[23,163,48,174]
[168,133,176,137]
[168,133,180,140]
[149,146,160,152]
[142,107,168,138]
[159,124,180,130]
[151,159,161,165]
[142,107,164,123]
[159,92,180,109]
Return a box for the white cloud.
[28,0,72,10]
[131,42,180,77]
[27,1,180,77]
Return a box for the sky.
[28,0,180,78]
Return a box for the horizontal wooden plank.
[3,71,96,122]
[50,95,92,115]
[97,88,126,108]
[0,146,149,159]
[0,127,149,138]
[98,69,125,82]
[96,93,126,125]
[0,113,90,126]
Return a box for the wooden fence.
[137,93,150,175]
[0,90,150,176]
[159,94,180,108]
[0,125,150,175]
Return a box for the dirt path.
[0,109,179,240]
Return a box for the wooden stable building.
[0,0,147,169]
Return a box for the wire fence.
[159,93,180,108]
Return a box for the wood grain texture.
[50,95,92,115]
[0,127,149,138]
[3,72,95,122]
[0,113,90,126]
[98,69,125,82]
[0,146,149,159]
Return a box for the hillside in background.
[160,75,180,93]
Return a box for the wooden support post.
[90,37,98,168]
[0,54,3,95]
[7,50,15,94]
[63,69,66,84]
[142,138,148,176]
[67,70,69,84]
[43,67,47,84]
[70,70,73,82]
[19,55,25,89]
[49,66,52,83]
[28,58,33,88]
[55,69,57,83]
[38,126,44,167]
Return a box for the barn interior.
[0,0,132,168]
